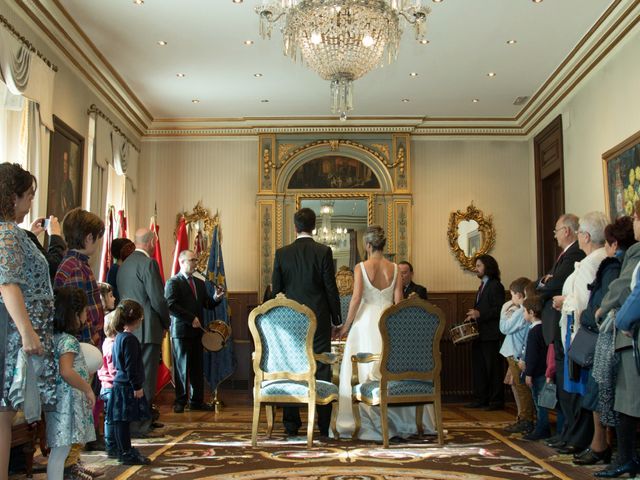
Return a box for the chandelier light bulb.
[362,34,375,47]
[310,32,322,44]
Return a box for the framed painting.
[603,130,640,220]
[287,155,380,189]
[47,116,84,220]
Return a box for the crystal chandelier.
[256,0,431,119]
[312,201,349,250]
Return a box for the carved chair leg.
[416,404,424,437]
[306,403,315,448]
[380,401,390,449]
[22,440,35,479]
[330,400,339,440]
[434,396,444,445]
[351,400,362,440]
[265,405,274,438]
[251,402,262,447]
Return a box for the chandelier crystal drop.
[256,0,431,119]
[312,201,349,250]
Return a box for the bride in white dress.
[335,225,435,441]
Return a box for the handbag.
[568,325,599,367]
[538,382,557,410]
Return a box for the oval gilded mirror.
[448,204,495,271]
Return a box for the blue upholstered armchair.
[351,296,446,448]
[248,294,339,447]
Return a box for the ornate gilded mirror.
[448,204,495,271]
[177,202,218,273]
[297,194,372,270]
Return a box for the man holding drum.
[165,250,224,413]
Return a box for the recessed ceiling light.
[419,39,430,45]
[433,0,443,3]
[409,72,419,77]
[133,0,143,4]
[157,40,167,46]
[260,99,269,103]
[532,0,542,3]
[254,73,263,78]
[506,39,517,45]
[191,99,200,104]
[401,98,410,103]
[244,40,254,46]
[176,73,186,78]
[232,0,243,3]
[487,72,496,77]
[472,98,480,103]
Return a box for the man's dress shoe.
[573,447,612,465]
[594,460,639,478]
[556,445,581,455]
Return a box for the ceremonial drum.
[449,319,479,345]
[201,320,232,352]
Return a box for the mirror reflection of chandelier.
[256,0,431,119]
[312,201,349,250]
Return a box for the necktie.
[188,276,197,299]
[476,281,485,304]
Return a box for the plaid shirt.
[54,250,104,347]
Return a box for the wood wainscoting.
[221,291,494,401]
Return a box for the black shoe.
[523,430,551,441]
[150,404,160,421]
[504,420,533,433]
[119,448,151,466]
[594,460,639,478]
[483,403,504,411]
[151,421,164,429]
[173,404,185,413]
[464,402,488,409]
[189,402,215,411]
[547,439,566,448]
[106,449,119,459]
[557,445,581,455]
[573,447,612,466]
[84,437,106,451]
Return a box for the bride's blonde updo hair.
[363,225,386,252]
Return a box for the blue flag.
[203,223,236,392]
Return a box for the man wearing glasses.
[165,249,224,413]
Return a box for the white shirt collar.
[296,232,313,239]
[135,248,150,258]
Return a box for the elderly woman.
[552,211,608,454]
[572,216,635,466]
[0,163,56,478]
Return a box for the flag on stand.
[172,217,188,276]
[203,221,236,393]
[150,210,172,394]
[99,205,115,282]
[116,209,127,239]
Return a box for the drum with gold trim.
[449,319,479,345]
[201,320,232,352]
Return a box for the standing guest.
[537,214,585,449]
[106,238,135,305]
[165,250,224,413]
[46,287,96,480]
[108,300,151,466]
[117,228,170,435]
[271,208,342,438]
[24,216,66,282]
[0,163,57,479]
[500,277,535,434]
[521,296,551,440]
[97,283,118,458]
[398,261,428,300]
[54,207,105,347]
[464,254,506,410]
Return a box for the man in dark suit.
[271,208,342,437]
[24,216,66,282]
[465,254,505,410]
[398,261,428,300]
[117,228,171,434]
[165,249,223,413]
[536,214,586,451]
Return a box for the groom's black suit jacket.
[271,237,342,354]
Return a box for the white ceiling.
[57,0,613,120]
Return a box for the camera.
[41,218,50,230]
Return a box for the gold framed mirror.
[447,203,496,271]
[177,202,219,273]
[296,193,373,270]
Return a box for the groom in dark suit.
[165,249,224,413]
[271,208,342,437]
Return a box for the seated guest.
[106,238,135,305]
[165,250,224,413]
[398,261,428,300]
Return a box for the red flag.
[116,209,127,239]
[149,216,165,283]
[172,217,188,276]
[99,206,115,282]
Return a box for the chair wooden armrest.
[351,353,380,363]
[315,352,339,365]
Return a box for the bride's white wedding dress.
[335,263,435,440]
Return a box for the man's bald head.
[135,227,156,255]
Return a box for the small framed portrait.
[603,130,640,221]
[47,116,84,220]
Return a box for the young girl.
[97,283,117,457]
[46,287,96,480]
[108,300,151,465]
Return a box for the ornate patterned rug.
[71,421,597,480]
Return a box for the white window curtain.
[89,114,113,218]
